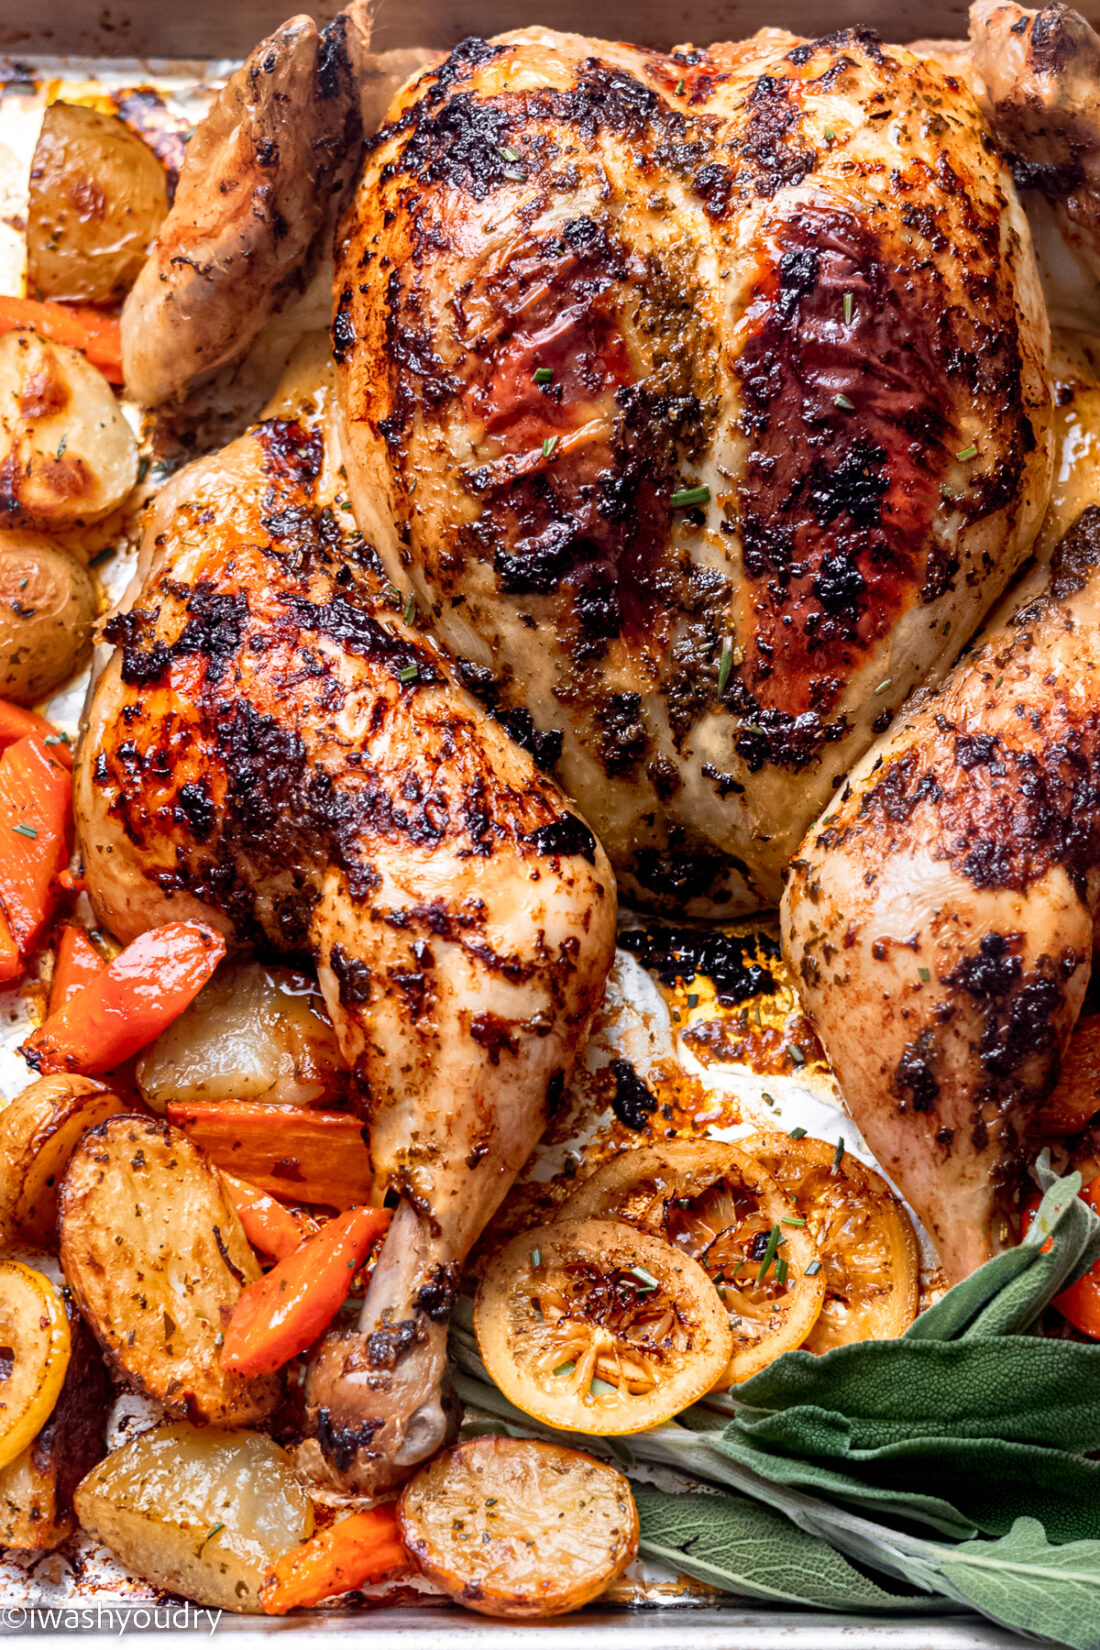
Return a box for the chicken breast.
[76,357,616,1489]
[335,24,1052,916]
[782,506,1100,1284]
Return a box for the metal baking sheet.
[0,1,1097,1640]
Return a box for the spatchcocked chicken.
[93,0,1100,1489]
[77,363,616,1490]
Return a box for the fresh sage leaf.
[632,1484,931,1612]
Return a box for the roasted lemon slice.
[474,1218,732,1433]
[741,1133,919,1350]
[0,1261,71,1468]
[560,1142,825,1384]
[399,1436,638,1617]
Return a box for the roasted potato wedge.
[0,1261,71,1468]
[0,1295,107,1551]
[27,102,169,305]
[0,1073,127,1245]
[400,1437,638,1618]
[59,1115,281,1424]
[74,1423,313,1612]
[0,331,137,529]
[0,531,97,704]
[137,962,348,1111]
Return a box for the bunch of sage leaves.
[451,1156,1100,1648]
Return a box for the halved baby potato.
[475,1218,732,1434]
[0,1261,71,1469]
[0,531,97,705]
[400,1436,638,1618]
[741,1133,919,1350]
[27,102,169,305]
[59,1115,281,1424]
[0,331,137,529]
[560,1142,825,1384]
[74,1423,313,1613]
[0,1073,127,1245]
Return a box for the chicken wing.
[782,507,1100,1283]
[121,6,370,407]
[76,358,617,1489]
[969,1,1100,285]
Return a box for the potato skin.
[0,332,138,529]
[0,1072,126,1244]
[0,1298,108,1551]
[59,1115,281,1425]
[0,532,96,704]
[74,1423,313,1612]
[27,102,169,305]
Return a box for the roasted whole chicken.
[77,362,616,1490]
[91,0,1100,1451]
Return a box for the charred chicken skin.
[335,23,1052,916]
[76,372,616,1490]
[783,507,1100,1285]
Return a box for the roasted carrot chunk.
[0,700,72,766]
[48,924,106,1015]
[22,921,225,1075]
[0,296,123,384]
[221,1171,319,1263]
[221,1205,392,1377]
[165,1100,374,1208]
[0,736,72,980]
[260,1507,409,1614]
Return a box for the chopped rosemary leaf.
[630,1265,659,1291]
[670,484,710,508]
[833,1139,846,1171]
[542,435,558,459]
[834,393,855,411]
[789,1043,805,1066]
[756,1223,782,1283]
[824,126,835,140]
[403,592,416,624]
[843,291,853,325]
[789,1126,807,1140]
[398,664,419,684]
[499,144,521,162]
[805,1258,822,1276]
[12,823,37,839]
[530,1248,542,1268]
[956,443,978,461]
[918,966,931,982]
[782,1215,806,1228]
[717,634,733,697]
[774,1257,789,1286]
[994,677,1003,689]
[205,1524,225,1543]
[552,1360,576,1377]
[762,1090,775,1106]
[534,367,554,384]
[676,76,685,94]
[502,167,527,183]
[874,678,891,694]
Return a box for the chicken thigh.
[782,507,1100,1284]
[76,360,616,1490]
[335,25,1052,916]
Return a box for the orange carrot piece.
[0,296,123,384]
[260,1507,409,1614]
[0,907,20,984]
[0,737,72,973]
[222,1205,392,1377]
[221,1171,320,1263]
[0,701,72,767]
[22,920,225,1076]
[48,924,106,1015]
[165,1100,375,1208]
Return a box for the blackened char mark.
[526,813,597,864]
[620,921,777,1002]
[610,1058,658,1129]
[331,941,372,1008]
[278,593,439,686]
[736,207,959,719]
[893,1028,941,1114]
[109,583,248,691]
[737,72,815,198]
[315,1409,382,1474]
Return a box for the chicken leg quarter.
[783,507,1100,1283]
[76,385,616,1490]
